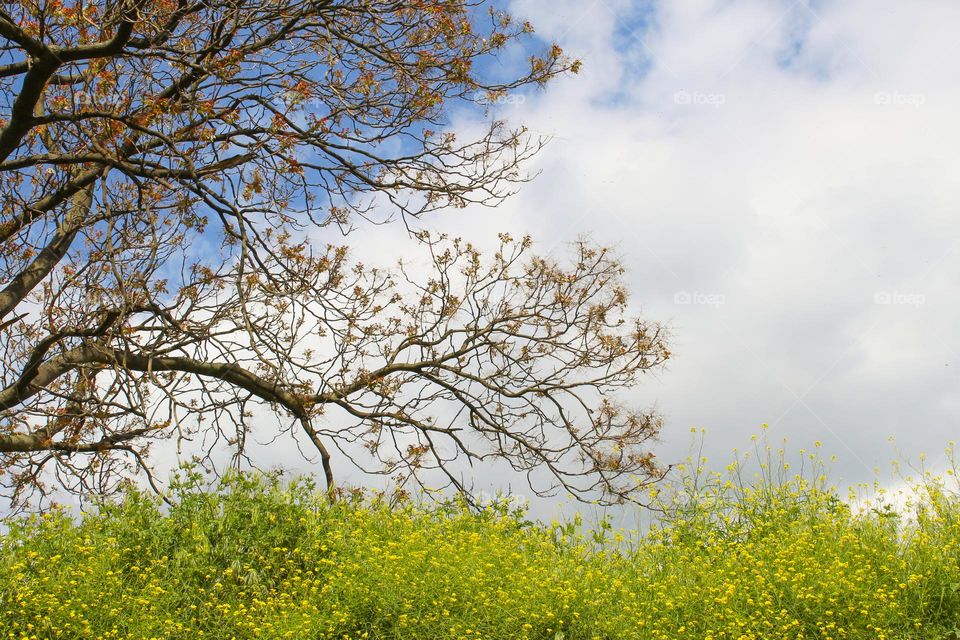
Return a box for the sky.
[360,0,960,506]
[113,0,960,522]
[8,0,959,523]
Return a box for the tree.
[0,0,669,510]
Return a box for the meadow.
[2,437,960,640]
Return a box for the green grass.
[3,440,960,639]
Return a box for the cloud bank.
[421,0,960,488]
[230,1,960,520]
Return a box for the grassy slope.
[2,450,960,640]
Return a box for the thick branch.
[0,178,95,320]
[0,345,310,452]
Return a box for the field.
[3,440,960,640]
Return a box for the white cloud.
[443,0,960,491]
[197,1,960,521]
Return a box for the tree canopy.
[0,0,669,510]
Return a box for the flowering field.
[3,447,960,640]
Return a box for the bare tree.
[0,0,668,510]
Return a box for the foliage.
[3,441,960,639]
[0,0,670,512]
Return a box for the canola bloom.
[2,457,960,640]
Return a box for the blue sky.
[18,0,960,522]
[328,0,960,516]
[176,0,960,524]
